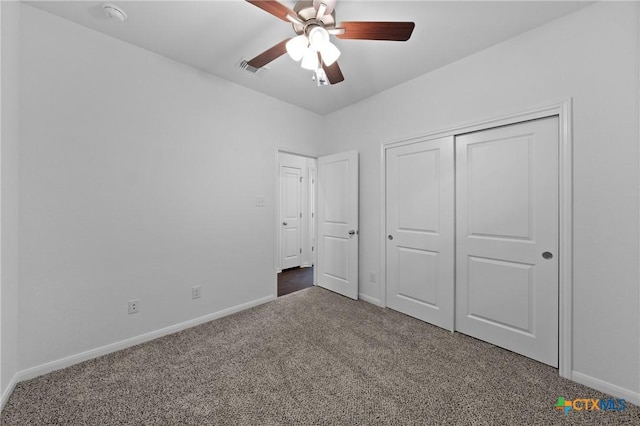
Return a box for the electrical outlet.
[128,299,139,314]
[192,285,202,299]
[369,271,377,283]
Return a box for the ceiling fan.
[245,0,415,85]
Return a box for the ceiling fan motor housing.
[292,0,337,35]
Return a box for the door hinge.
[300,248,302,254]
[300,212,302,218]
[312,246,314,251]
[300,177,303,183]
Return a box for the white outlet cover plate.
[192,286,202,299]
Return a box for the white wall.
[17,4,320,372]
[323,2,640,400]
[1,0,21,401]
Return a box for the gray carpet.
[2,287,639,425]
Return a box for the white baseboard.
[15,295,275,384]
[0,373,18,412]
[359,293,383,307]
[572,371,640,406]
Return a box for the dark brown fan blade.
[336,21,415,41]
[247,39,291,69]
[246,0,298,22]
[323,61,345,84]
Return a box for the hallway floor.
[278,266,314,297]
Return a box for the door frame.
[379,99,573,379]
[274,148,319,295]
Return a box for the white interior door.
[280,165,302,270]
[455,117,559,367]
[317,150,359,299]
[386,137,455,330]
[309,167,317,267]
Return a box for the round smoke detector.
[102,3,127,23]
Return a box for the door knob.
[348,230,356,236]
[282,222,288,226]
[542,251,553,259]
[388,235,393,240]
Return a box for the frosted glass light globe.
[286,35,309,62]
[308,27,330,51]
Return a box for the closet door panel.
[386,137,455,330]
[455,117,559,367]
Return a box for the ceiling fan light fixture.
[320,42,340,66]
[301,48,319,70]
[308,26,330,51]
[245,0,416,85]
[286,35,308,61]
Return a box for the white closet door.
[386,137,455,330]
[455,117,559,367]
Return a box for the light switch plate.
[255,196,266,207]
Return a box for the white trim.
[572,371,640,406]
[382,97,574,149]
[378,142,387,308]
[0,0,4,403]
[277,147,318,160]
[274,149,281,292]
[307,165,318,272]
[15,295,274,383]
[0,373,17,412]
[558,99,573,379]
[379,98,573,379]
[311,167,318,285]
[358,293,383,308]
[637,0,640,403]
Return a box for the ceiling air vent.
[237,58,268,77]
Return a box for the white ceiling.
[26,0,592,115]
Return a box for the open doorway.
[278,266,314,297]
[277,151,317,297]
